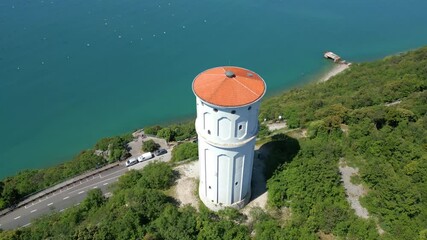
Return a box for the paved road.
[0,150,172,230]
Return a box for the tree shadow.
[250,133,300,201]
[171,169,181,187]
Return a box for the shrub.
[138,162,175,190]
[142,139,160,152]
[171,142,198,162]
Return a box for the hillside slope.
[263,47,427,239]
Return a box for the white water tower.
[192,66,266,210]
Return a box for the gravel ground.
[128,130,169,158]
[319,63,350,83]
[171,151,269,215]
[338,160,369,219]
[267,122,287,131]
[173,161,200,209]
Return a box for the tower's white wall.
[198,137,255,209]
[195,98,260,210]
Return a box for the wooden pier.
[324,51,341,62]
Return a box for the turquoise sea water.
[1,0,427,179]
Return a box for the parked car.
[138,152,154,162]
[125,158,138,167]
[154,148,167,156]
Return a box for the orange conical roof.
[192,66,266,107]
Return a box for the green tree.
[149,205,198,240]
[94,134,132,162]
[138,162,175,190]
[120,187,170,222]
[171,142,198,162]
[73,225,101,240]
[0,229,23,240]
[217,208,247,223]
[420,229,427,240]
[257,123,271,138]
[197,220,250,240]
[142,139,160,152]
[1,184,19,206]
[115,170,143,191]
[81,189,105,212]
[144,125,162,135]
[169,122,196,141]
[157,128,175,142]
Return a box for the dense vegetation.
[0,162,251,240]
[171,142,199,162]
[263,47,427,239]
[144,121,196,142]
[94,133,133,162]
[257,123,271,139]
[0,133,133,210]
[1,47,426,239]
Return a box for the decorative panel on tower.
[205,148,217,203]
[218,154,230,205]
[218,117,231,140]
[233,154,244,203]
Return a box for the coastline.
[0,64,351,181]
[2,0,426,182]
[318,63,350,83]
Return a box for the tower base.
[199,186,251,211]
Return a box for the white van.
[125,157,138,167]
[138,152,154,162]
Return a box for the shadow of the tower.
[250,133,300,201]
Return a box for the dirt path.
[173,161,200,209]
[338,159,369,219]
[319,64,350,83]
[267,122,287,131]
